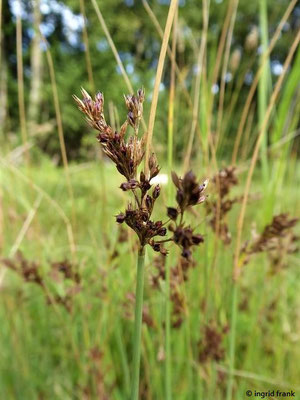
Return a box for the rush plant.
[74,87,208,399]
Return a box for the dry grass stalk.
[0,158,76,259]
[215,0,238,149]
[183,0,208,171]
[144,0,178,177]
[79,0,95,93]
[40,32,75,211]
[142,0,204,153]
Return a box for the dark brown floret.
[152,185,160,199]
[148,153,160,180]
[167,207,178,220]
[116,213,126,224]
[167,171,208,260]
[124,88,145,129]
[173,226,204,259]
[158,227,167,236]
[120,179,139,191]
[171,170,208,212]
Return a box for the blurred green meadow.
[0,0,300,399]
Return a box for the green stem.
[165,255,172,400]
[226,282,238,400]
[166,47,175,400]
[131,247,146,400]
[258,0,270,186]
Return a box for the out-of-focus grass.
[0,158,299,399]
[1,0,300,397]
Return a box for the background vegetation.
[0,0,299,399]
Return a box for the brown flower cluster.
[74,88,208,258]
[205,166,240,244]
[81,347,110,400]
[3,250,43,286]
[150,254,196,328]
[198,322,229,363]
[122,292,155,329]
[167,171,208,259]
[124,89,144,130]
[2,251,81,312]
[242,213,299,271]
[74,88,144,181]
[50,259,81,284]
[74,88,169,254]
[213,166,238,197]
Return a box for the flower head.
[124,88,145,130]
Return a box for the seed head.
[167,207,178,220]
[171,170,208,212]
[124,88,145,129]
[152,185,160,199]
[116,213,126,223]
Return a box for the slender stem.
[162,218,172,227]
[226,282,238,400]
[131,246,146,400]
[132,188,141,208]
[144,0,178,177]
[165,9,177,398]
[165,255,172,400]
[79,0,95,93]
[156,239,173,245]
[258,0,270,185]
[16,0,29,166]
[116,325,131,397]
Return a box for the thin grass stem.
[144,0,178,177]
[183,0,208,172]
[0,159,76,259]
[258,0,270,185]
[131,247,146,400]
[16,0,29,165]
[165,8,177,399]
[39,33,75,229]
[226,282,238,400]
[91,0,147,132]
[142,0,206,161]
[79,0,95,93]
[215,0,238,150]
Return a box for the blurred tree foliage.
[1,0,299,161]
